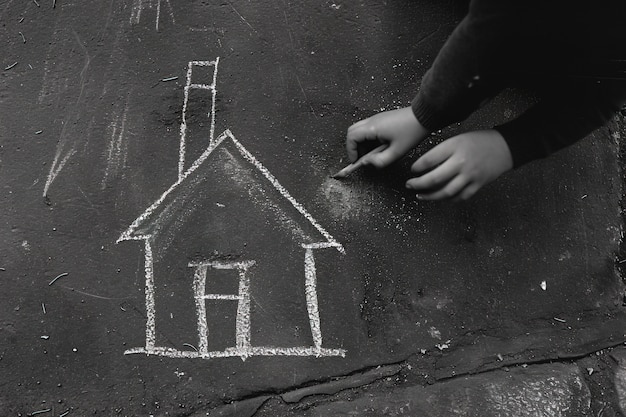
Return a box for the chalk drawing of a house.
[118,58,346,360]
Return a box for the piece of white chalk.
[332,144,387,179]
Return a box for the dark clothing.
[411,0,626,168]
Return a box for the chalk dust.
[428,326,442,340]
[319,177,423,240]
[320,178,373,221]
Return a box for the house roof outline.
[117,128,345,254]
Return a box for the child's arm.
[345,2,510,171]
[495,80,626,168]
[406,80,626,201]
[346,0,626,201]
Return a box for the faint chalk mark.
[283,9,294,49]
[57,284,130,300]
[76,184,95,208]
[43,31,91,198]
[130,0,175,31]
[226,0,257,34]
[415,27,441,47]
[101,93,131,189]
[295,74,317,118]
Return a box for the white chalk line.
[218,146,311,244]
[235,265,252,355]
[123,237,343,360]
[226,130,344,253]
[119,128,343,253]
[190,259,255,269]
[303,242,343,250]
[156,0,175,30]
[193,265,209,354]
[177,62,194,179]
[118,57,345,360]
[186,248,338,361]
[124,346,346,359]
[190,60,218,67]
[130,0,143,24]
[204,294,240,300]
[178,58,219,180]
[304,247,322,349]
[188,83,213,89]
[43,148,77,197]
[118,130,343,349]
[192,260,254,357]
[118,126,225,243]
[144,239,157,350]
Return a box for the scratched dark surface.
[0,0,625,415]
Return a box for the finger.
[452,183,482,202]
[346,118,369,134]
[364,136,417,169]
[364,145,403,169]
[411,140,456,174]
[346,119,379,162]
[415,175,469,201]
[405,158,460,191]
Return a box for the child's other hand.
[406,130,513,201]
[346,107,429,168]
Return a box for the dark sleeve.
[411,0,522,131]
[494,80,626,168]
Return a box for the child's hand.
[346,107,429,168]
[406,130,513,201]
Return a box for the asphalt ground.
[1,1,625,416]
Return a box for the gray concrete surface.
[0,1,625,416]
[275,363,593,416]
[201,347,626,416]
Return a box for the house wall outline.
[117,59,346,360]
